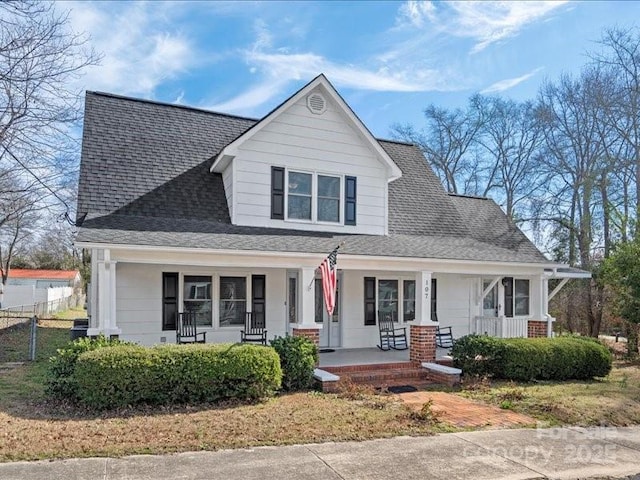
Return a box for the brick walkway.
[397,391,536,428]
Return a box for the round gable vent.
[307,92,327,115]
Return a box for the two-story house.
[75,74,587,365]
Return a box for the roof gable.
[210,74,402,181]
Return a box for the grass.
[3,319,639,462]
[458,360,640,427]
[0,316,438,462]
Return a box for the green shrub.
[270,335,318,391]
[452,335,612,381]
[74,343,282,409]
[46,335,131,400]
[451,335,507,378]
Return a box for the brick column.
[410,324,437,363]
[528,320,547,338]
[292,328,320,366]
[292,327,320,346]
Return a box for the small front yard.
[2,319,640,462]
[459,360,640,426]
[0,317,436,462]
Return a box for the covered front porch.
[85,246,587,367]
[318,346,452,367]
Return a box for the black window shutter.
[271,167,285,219]
[364,277,376,325]
[252,275,266,328]
[345,176,357,225]
[504,277,514,318]
[162,272,178,331]
[431,278,438,321]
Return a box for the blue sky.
[63,1,640,138]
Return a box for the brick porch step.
[322,362,432,388]
[322,362,417,374]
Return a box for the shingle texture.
[76,92,550,264]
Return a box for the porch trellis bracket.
[548,278,569,302]
[477,277,500,305]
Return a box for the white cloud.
[480,67,544,94]
[62,1,198,97]
[210,50,455,114]
[396,1,437,28]
[393,1,568,54]
[448,1,569,53]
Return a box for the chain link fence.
[0,295,85,363]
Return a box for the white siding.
[222,161,233,221]
[230,87,388,235]
[115,263,287,346]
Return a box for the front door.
[483,279,499,317]
[315,277,341,348]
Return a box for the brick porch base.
[409,324,437,363]
[527,320,547,338]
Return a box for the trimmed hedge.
[451,334,612,381]
[74,343,282,409]
[270,334,318,391]
[46,335,132,400]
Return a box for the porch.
[318,346,452,368]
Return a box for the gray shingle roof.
[76,91,551,265]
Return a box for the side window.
[403,280,415,322]
[503,277,514,318]
[514,279,530,316]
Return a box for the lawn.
[3,319,640,462]
[458,360,640,427]
[0,316,437,462]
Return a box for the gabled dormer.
[211,74,402,235]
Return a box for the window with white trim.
[285,170,343,224]
[287,172,312,220]
[219,276,247,326]
[317,175,340,222]
[514,279,530,316]
[183,275,212,327]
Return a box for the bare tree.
[469,95,545,221]
[0,1,98,209]
[391,104,484,194]
[0,1,98,300]
[591,27,640,233]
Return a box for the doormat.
[386,385,418,394]
[319,348,335,353]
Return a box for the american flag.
[319,246,339,316]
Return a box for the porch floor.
[318,347,451,368]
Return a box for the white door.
[315,277,341,348]
[286,271,298,335]
[483,279,499,317]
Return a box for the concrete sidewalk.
[1,426,640,480]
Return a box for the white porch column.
[293,266,321,350]
[87,248,121,338]
[414,271,436,326]
[410,271,437,363]
[542,276,553,337]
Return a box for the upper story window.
[288,172,313,220]
[271,167,357,226]
[317,175,340,222]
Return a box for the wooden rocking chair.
[377,310,408,351]
[240,311,267,345]
[177,311,207,344]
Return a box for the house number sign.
[424,282,430,300]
